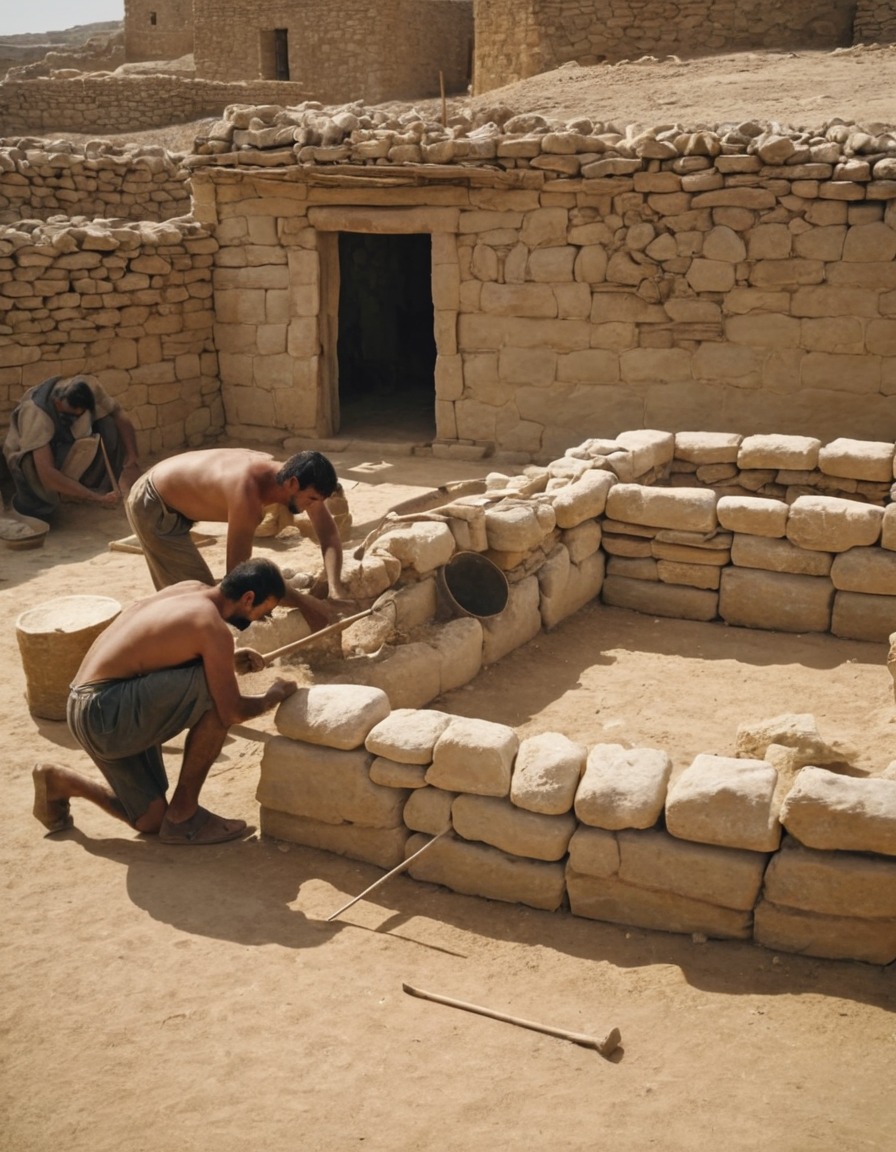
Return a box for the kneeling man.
[32,558,297,846]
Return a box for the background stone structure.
[124,0,194,63]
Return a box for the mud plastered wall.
[0,218,223,455]
[187,99,896,455]
[241,432,896,965]
[474,0,858,92]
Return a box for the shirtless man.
[31,558,297,846]
[126,447,350,630]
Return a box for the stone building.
[124,0,194,63]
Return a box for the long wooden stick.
[326,827,452,922]
[401,983,622,1056]
[98,436,118,492]
[261,607,375,665]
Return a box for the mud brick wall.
[0,217,223,457]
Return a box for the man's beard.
[230,615,252,631]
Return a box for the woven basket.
[15,595,122,720]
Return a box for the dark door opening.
[336,232,436,442]
[274,29,289,81]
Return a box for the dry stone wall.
[474,0,859,92]
[855,1,896,45]
[0,217,223,456]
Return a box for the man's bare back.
[150,448,275,526]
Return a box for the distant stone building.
[124,0,194,62]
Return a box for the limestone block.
[575,743,672,830]
[365,708,453,764]
[376,520,456,574]
[779,767,896,856]
[618,828,768,910]
[737,434,821,471]
[831,591,896,643]
[615,429,675,474]
[427,715,519,797]
[369,756,428,790]
[549,468,615,528]
[404,785,455,834]
[567,826,619,877]
[540,550,605,630]
[407,832,566,911]
[786,495,884,552]
[567,868,752,940]
[275,684,391,749]
[883,506,896,552]
[753,899,896,965]
[335,642,443,710]
[763,836,896,918]
[731,534,833,576]
[651,540,730,566]
[601,534,654,558]
[830,546,896,594]
[666,754,781,852]
[259,807,408,869]
[484,500,554,552]
[606,484,718,533]
[608,556,659,580]
[431,617,484,693]
[716,495,790,538]
[601,575,719,622]
[818,437,895,483]
[452,794,577,861]
[511,732,587,815]
[481,575,541,665]
[656,560,720,590]
[389,579,438,632]
[674,431,742,464]
[735,712,840,765]
[719,568,833,633]
[258,738,404,828]
[536,542,570,599]
[560,519,602,562]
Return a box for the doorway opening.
[336,232,436,443]
[260,28,290,80]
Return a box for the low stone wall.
[0,217,223,456]
[0,76,310,135]
[0,142,190,225]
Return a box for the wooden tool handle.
[262,607,375,665]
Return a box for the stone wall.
[186,99,896,457]
[474,0,858,92]
[238,429,896,965]
[0,217,223,457]
[0,76,310,135]
[124,0,194,63]
[192,0,473,103]
[855,0,896,45]
[0,142,190,225]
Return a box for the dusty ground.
[3,45,896,1152]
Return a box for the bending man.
[4,374,141,517]
[32,558,297,846]
[126,447,349,630]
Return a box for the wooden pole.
[326,827,451,922]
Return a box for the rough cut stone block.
[540,550,605,629]
[735,712,840,765]
[731,534,833,576]
[753,900,896,964]
[606,484,718,533]
[716,495,789,538]
[719,568,833,633]
[656,560,720,589]
[674,431,742,463]
[258,738,404,827]
[785,495,884,552]
[615,429,676,473]
[431,617,484,693]
[779,767,896,856]
[882,505,896,552]
[567,868,752,939]
[830,546,896,594]
[737,434,821,471]
[403,785,455,834]
[376,520,456,573]
[818,437,895,483]
[485,501,555,551]
[567,826,620,877]
[666,754,781,852]
[369,756,428,790]
[560,519,602,562]
[618,828,768,910]
[259,807,408,869]
[427,716,519,796]
[511,731,587,815]
[452,793,577,861]
[275,684,391,749]
[764,836,896,918]
[365,708,453,764]
[831,591,896,643]
[481,574,541,665]
[575,744,672,830]
[334,643,442,710]
[407,832,566,910]
[601,574,719,621]
[550,468,615,528]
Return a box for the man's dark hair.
[57,377,96,413]
[220,557,286,604]
[276,450,337,497]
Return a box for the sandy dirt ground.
[2,444,895,1152]
[2,44,896,1152]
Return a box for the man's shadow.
[64,827,341,949]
